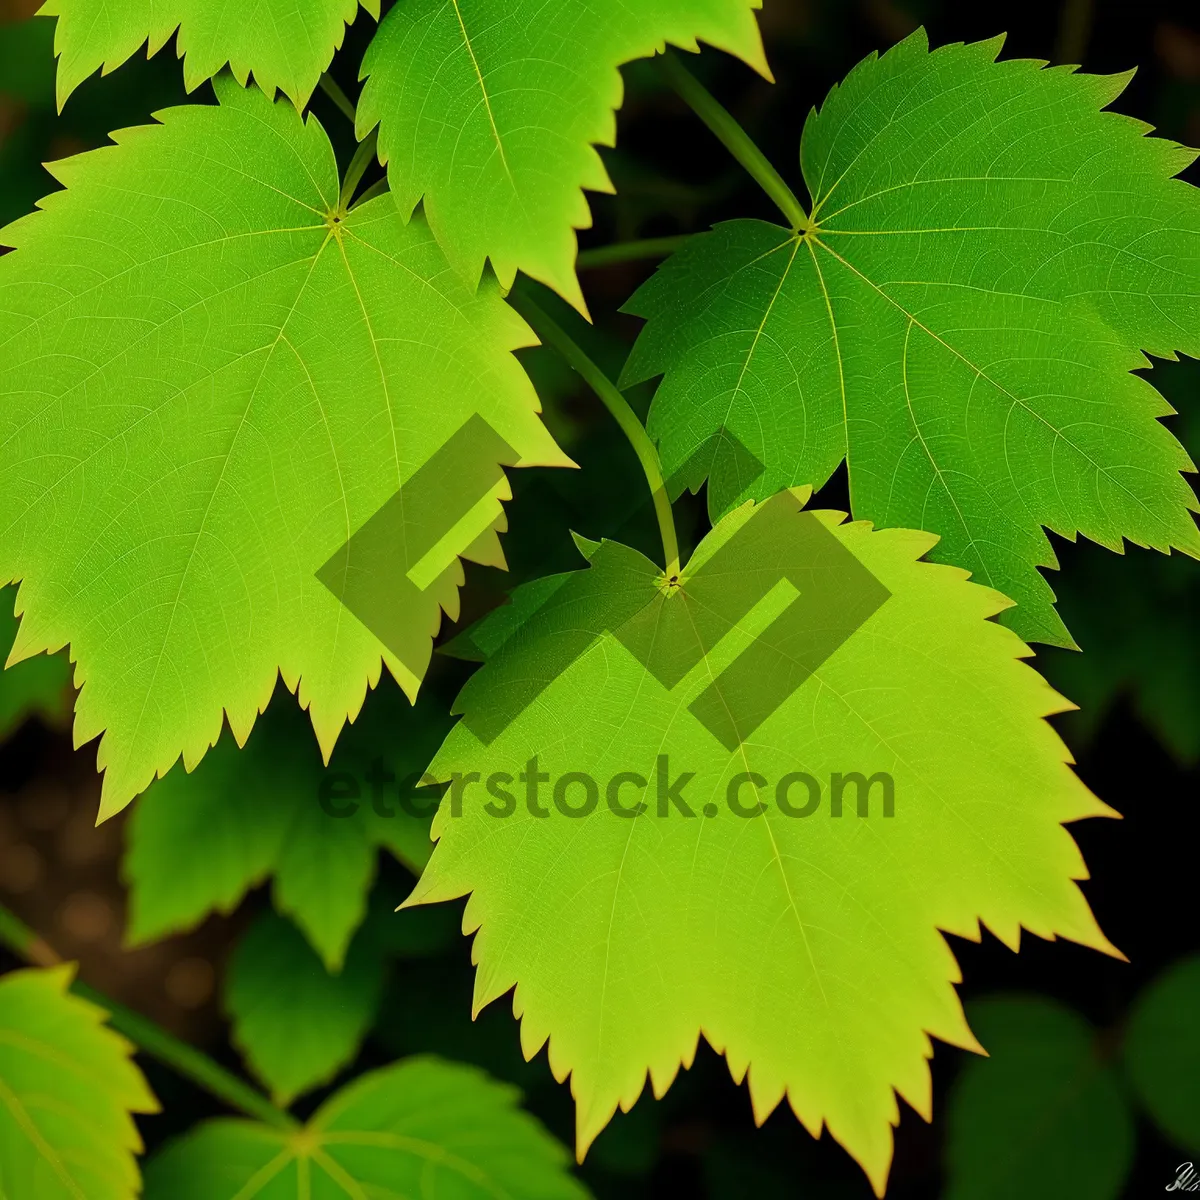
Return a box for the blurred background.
[1,0,1198,1195]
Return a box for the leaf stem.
[339,130,381,211]
[577,235,693,271]
[659,51,809,232]
[0,903,57,966]
[508,285,681,579]
[0,901,297,1131]
[318,73,357,124]
[351,177,392,210]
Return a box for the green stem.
[75,984,296,1130]
[318,73,357,124]
[0,902,297,1132]
[660,51,809,232]
[508,286,681,579]
[351,177,391,210]
[339,129,380,211]
[0,904,56,967]
[577,235,693,271]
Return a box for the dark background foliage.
[1,0,1198,1195]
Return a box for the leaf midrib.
[811,232,1188,546]
[446,0,516,189]
[0,1074,86,1200]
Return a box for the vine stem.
[508,286,681,580]
[339,129,380,211]
[0,901,297,1132]
[318,73,357,124]
[351,177,391,209]
[659,51,810,232]
[577,235,693,271]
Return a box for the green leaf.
[0,964,158,1200]
[1039,544,1200,761]
[225,911,387,1107]
[622,30,1200,646]
[0,16,57,107]
[39,0,376,108]
[356,0,769,309]
[0,78,567,818]
[124,678,449,971]
[143,1056,590,1199]
[944,997,1134,1200]
[407,489,1118,1195]
[1040,356,1200,762]
[1124,954,1200,1151]
[1,583,71,740]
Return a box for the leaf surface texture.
[41,0,376,107]
[225,911,387,1106]
[124,681,448,969]
[624,32,1200,644]
[144,1057,589,1199]
[0,80,566,816]
[0,965,157,1200]
[357,0,768,307]
[412,492,1118,1192]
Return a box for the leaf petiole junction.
[508,284,682,581]
[659,50,810,233]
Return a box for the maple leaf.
[144,1057,590,1199]
[0,78,568,817]
[225,911,388,1107]
[622,31,1200,646]
[356,0,769,310]
[407,489,1119,1194]
[39,0,375,108]
[0,965,158,1200]
[1038,355,1200,761]
[123,681,448,970]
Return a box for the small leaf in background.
[623,31,1200,647]
[143,1056,591,1199]
[225,910,386,1107]
[0,77,568,818]
[0,964,158,1200]
[413,490,1118,1195]
[1038,544,1200,762]
[0,582,71,740]
[944,996,1134,1200]
[40,0,376,108]
[0,15,55,106]
[357,0,769,308]
[124,678,451,971]
[1124,954,1200,1152]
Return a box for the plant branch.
[508,285,681,579]
[577,235,693,271]
[0,903,58,967]
[0,901,297,1131]
[318,73,357,124]
[339,129,381,211]
[659,51,809,232]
